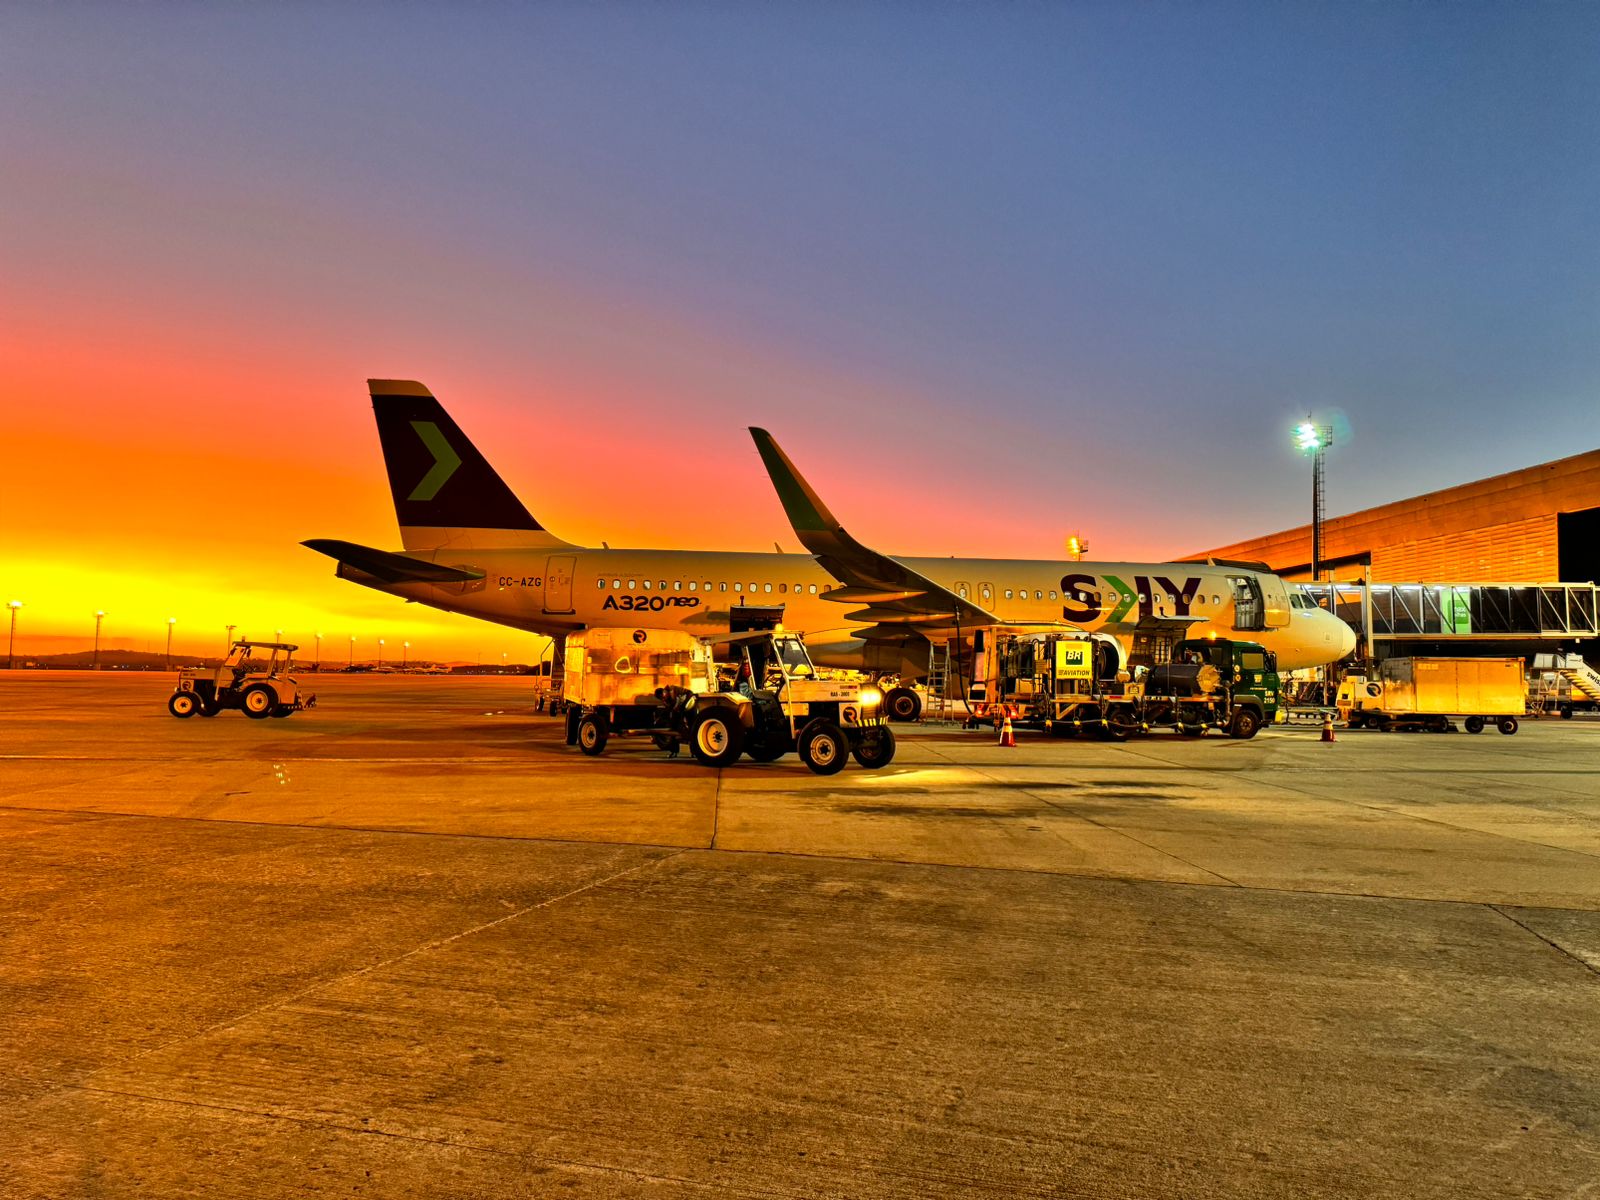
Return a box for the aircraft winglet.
[747,428,1002,636]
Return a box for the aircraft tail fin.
[368,380,575,550]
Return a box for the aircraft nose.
[1330,611,1357,660]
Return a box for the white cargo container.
[1338,656,1525,734]
[562,628,716,709]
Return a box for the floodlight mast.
[1294,420,1334,580]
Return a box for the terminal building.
[1187,449,1600,668]
[1190,448,1600,585]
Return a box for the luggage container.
[1338,657,1525,734]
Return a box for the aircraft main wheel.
[851,726,896,769]
[1497,717,1519,735]
[168,692,199,718]
[242,686,275,719]
[799,720,848,775]
[1464,716,1485,734]
[577,715,608,756]
[744,739,788,763]
[1227,707,1262,740]
[885,687,921,723]
[690,710,743,768]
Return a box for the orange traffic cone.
[999,712,1016,748]
[1321,711,1336,743]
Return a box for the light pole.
[314,632,322,670]
[93,611,105,670]
[402,640,409,668]
[1066,534,1088,562]
[1295,420,1334,581]
[224,624,236,655]
[348,635,355,669]
[166,618,176,669]
[378,639,385,669]
[7,600,20,670]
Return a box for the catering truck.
[976,625,1281,739]
[1337,657,1524,734]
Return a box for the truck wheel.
[168,692,199,718]
[690,710,743,767]
[242,686,275,719]
[1227,707,1262,740]
[1560,704,1574,719]
[577,715,608,756]
[1464,716,1485,734]
[885,687,921,723]
[1097,719,1129,742]
[1497,717,1519,735]
[852,726,897,768]
[799,720,848,775]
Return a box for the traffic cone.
[999,712,1016,748]
[1321,711,1336,743]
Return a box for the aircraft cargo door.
[544,556,576,615]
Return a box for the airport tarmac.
[2,671,1597,1199]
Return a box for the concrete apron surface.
[2,672,1597,1198]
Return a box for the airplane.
[305,380,1357,718]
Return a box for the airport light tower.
[166,617,176,669]
[1295,420,1334,581]
[7,600,20,670]
[93,611,105,670]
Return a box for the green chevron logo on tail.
[408,421,461,501]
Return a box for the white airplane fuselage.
[350,548,1356,671]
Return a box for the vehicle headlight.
[859,686,883,707]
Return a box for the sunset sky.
[3,4,1597,661]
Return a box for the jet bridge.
[1303,580,1599,657]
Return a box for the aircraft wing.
[748,428,1003,638]
[302,539,485,585]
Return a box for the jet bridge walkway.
[1303,581,1599,650]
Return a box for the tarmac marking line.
[916,743,1243,888]
[66,1086,802,1197]
[1488,905,1600,979]
[1246,773,1600,865]
[73,847,686,1085]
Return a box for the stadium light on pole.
[348,635,355,668]
[1294,419,1335,581]
[225,624,236,656]
[166,618,176,669]
[93,611,105,670]
[402,640,409,668]
[378,639,385,669]
[315,632,322,670]
[7,601,20,670]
